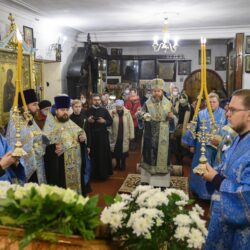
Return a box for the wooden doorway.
[183,69,227,102]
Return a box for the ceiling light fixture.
[152,17,178,53]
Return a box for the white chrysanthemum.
[62,188,78,204]
[109,213,125,230]
[100,207,112,224]
[109,201,128,213]
[127,208,164,237]
[50,185,66,198]
[14,186,25,200]
[174,226,190,241]
[189,211,206,229]
[131,216,151,236]
[165,188,189,202]
[175,200,188,206]
[173,214,192,227]
[77,195,89,206]
[187,228,205,249]
[131,185,153,197]
[23,182,38,191]
[37,184,52,198]
[0,181,11,187]
[100,202,127,230]
[136,188,169,208]
[192,204,205,216]
[119,194,132,203]
[0,181,14,199]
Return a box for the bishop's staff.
[188,37,215,175]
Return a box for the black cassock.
[85,107,113,180]
[44,141,89,195]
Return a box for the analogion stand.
[140,165,171,187]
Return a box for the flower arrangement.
[0,182,101,249]
[101,185,207,250]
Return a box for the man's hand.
[79,134,86,143]
[168,112,174,120]
[210,135,220,147]
[97,117,106,124]
[189,146,195,153]
[87,147,90,154]
[55,144,63,156]
[88,116,95,123]
[202,163,218,182]
[0,152,17,169]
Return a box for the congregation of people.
[0,79,249,249]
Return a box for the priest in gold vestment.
[138,79,174,175]
[43,95,87,195]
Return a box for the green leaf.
[104,194,114,206]
[0,216,17,225]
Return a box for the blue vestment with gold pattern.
[204,132,250,250]
[6,113,47,183]
[0,135,25,184]
[182,107,227,199]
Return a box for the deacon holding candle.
[182,38,227,200]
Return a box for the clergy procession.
[0,3,250,249]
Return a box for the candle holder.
[12,107,27,157]
[193,120,211,175]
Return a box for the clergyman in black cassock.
[43,95,88,195]
[85,94,113,180]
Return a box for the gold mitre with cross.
[151,78,164,90]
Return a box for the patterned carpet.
[118,174,189,194]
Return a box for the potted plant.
[0,182,101,249]
[101,185,207,250]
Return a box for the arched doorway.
[183,69,227,102]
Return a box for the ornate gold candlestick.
[12,107,27,157]
[193,120,211,175]
[185,37,216,175]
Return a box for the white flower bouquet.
[101,185,207,250]
[0,182,100,249]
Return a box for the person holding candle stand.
[6,29,47,184]
[203,89,250,250]
[6,89,48,184]
[182,38,227,200]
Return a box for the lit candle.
[14,29,27,110]
[193,38,205,118]
[202,39,214,123]
[13,29,23,107]
[17,30,22,83]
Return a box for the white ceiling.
[2,0,250,42]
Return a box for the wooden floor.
[89,146,210,219]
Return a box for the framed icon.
[23,26,34,49]
[178,60,191,75]
[157,60,176,82]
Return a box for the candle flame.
[200,37,206,44]
[16,29,23,42]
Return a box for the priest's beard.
[152,95,162,102]
[29,110,37,117]
[56,114,69,123]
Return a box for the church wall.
[0,2,82,101]
[106,44,227,91]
